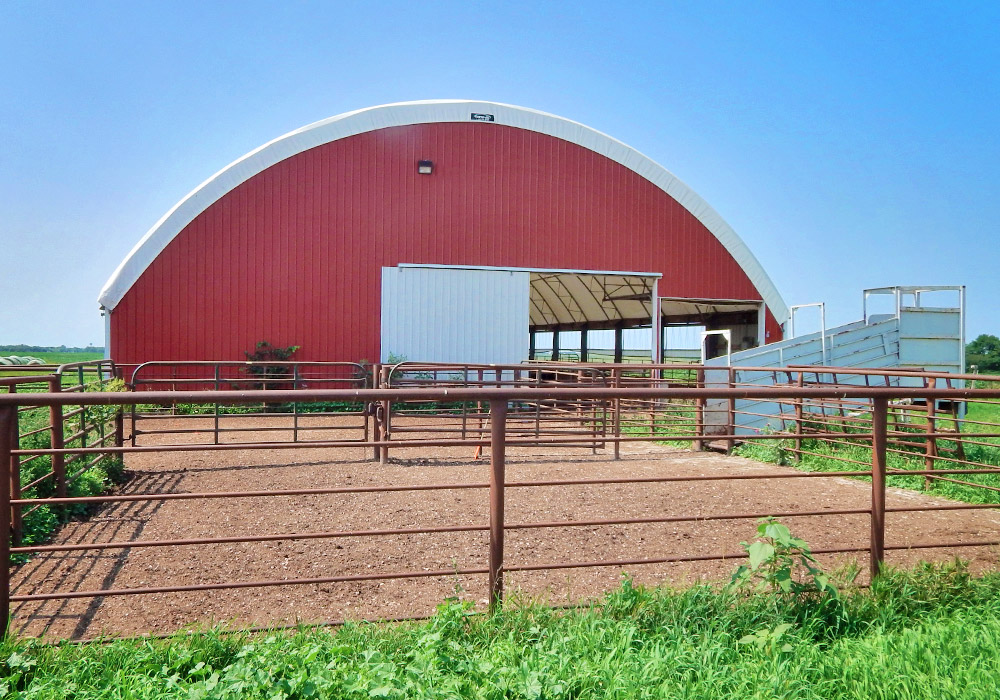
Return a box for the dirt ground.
[10,414,1000,640]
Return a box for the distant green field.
[9,351,105,365]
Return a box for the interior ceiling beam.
[604,293,653,303]
[529,317,654,333]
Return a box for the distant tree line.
[0,344,103,353]
[967,334,1000,374]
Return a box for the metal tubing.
[925,379,937,489]
[693,367,705,452]
[612,368,621,460]
[871,397,888,578]
[47,377,67,499]
[0,405,13,635]
[794,373,804,462]
[7,389,21,547]
[12,507,873,554]
[12,468,887,508]
[726,367,736,453]
[12,427,992,458]
[489,398,507,612]
[12,566,492,603]
[12,386,1000,408]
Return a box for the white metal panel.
[898,308,963,371]
[380,267,529,365]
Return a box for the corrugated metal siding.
[112,122,778,364]
[381,267,529,364]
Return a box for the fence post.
[924,378,937,490]
[115,408,124,450]
[292,365,300,444]
[488,398,507,613]
[612,368,621,460]
[1,404,14,635]
[370,364,381,461]
[5,386,21,549]
[794,374,804,462]
[726,367,736,454]
[379,366,391,464]
[48,377,67,499]
[213,364,221,445]
[871,397,888,579]
[693,367,704,452]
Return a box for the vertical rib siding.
[112,122,777,365]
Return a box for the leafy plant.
[737,622,796,655]
[243,341,300,391]
[729,517,838,599]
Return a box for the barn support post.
[551,330,560,362]
[1,404,14,635]
[651,280,661,364]
[580,329,588,363]
[488,398,507,613]
[48,377,67,500]
[528,331,536,361]
[692,367,705,452]
[925,378,937,490]
[871,398,888,579]
[614,326,623,364]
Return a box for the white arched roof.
[98,99,788,322]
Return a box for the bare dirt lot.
[10,414,1000,640]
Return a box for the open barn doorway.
[658,297,765,361]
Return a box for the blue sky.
[2,1,998,347]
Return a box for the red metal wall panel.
[111,123,781,366]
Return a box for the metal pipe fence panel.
[2,365,1000,639]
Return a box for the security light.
[417,160,433,174]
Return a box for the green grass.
[1,351,104,366]
[3,563,1000,698]
[730,397,1000,505]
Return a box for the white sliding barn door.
[380,266,530,364]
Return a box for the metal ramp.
[704,286,966,436]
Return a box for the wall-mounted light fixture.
[417,160,433,175]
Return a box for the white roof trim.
[98,99,788,322]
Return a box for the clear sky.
[2,1,998,347]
